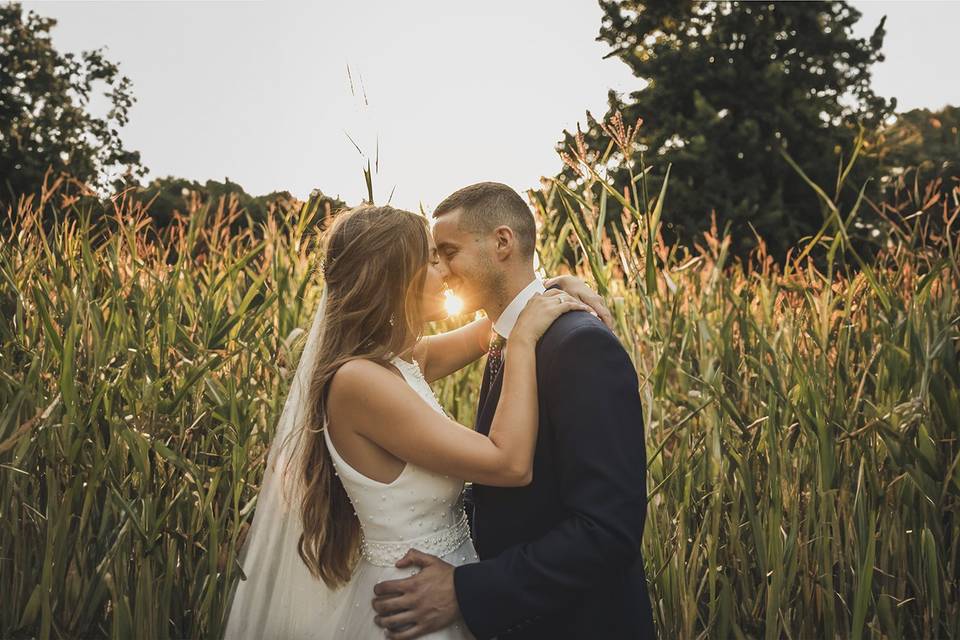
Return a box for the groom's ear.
[492,225,517,259]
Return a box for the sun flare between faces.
[443,290,464,317]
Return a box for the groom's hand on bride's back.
[371,549,461,640]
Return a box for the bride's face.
[419,234,448,323]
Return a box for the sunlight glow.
[443,290,464,317]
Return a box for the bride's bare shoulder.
[328,358,428,438]
[328,358,405,404]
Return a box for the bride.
[222,204,602,639]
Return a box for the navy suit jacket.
[452,308,655,639]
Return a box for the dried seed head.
[560,151,584,179]
[600,110,644,158]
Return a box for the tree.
[878,105,959,199]
[0,2,144,212]
[135,176,346,230]
[554,1,895,258]
[137,176,276,228]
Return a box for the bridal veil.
[222,289,349,639]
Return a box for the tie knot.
[489,333,506,353]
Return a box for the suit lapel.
[475,359,492,427]
[476,283,559,431]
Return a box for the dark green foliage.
[554,1,896,258]
[878,105,960,206]
[0,2,144,211]
[131,177,346,245]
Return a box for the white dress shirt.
[492,277,546,356]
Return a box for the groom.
[372,182,655,639]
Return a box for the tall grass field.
[1,134,958,639]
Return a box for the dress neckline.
[391,354,417,366]
[390,355,425,380]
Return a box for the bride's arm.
[414,315,491,383]
[328,291,591,487]
[416,275,612,383]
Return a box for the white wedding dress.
[316,355,478,638]
[224,326,478,639]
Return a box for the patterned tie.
[487,333,506,383]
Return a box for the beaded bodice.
[322,356,470,567]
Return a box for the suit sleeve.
[452,323,648,639]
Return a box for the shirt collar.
[492,277,546,340]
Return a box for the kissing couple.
[224,182,655,639]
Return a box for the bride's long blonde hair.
[289,204,430,587]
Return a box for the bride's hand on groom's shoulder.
[513,290,594,346]
[544,275,614,329]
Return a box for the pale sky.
[20,1,960,212]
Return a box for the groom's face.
[432,208,501,314]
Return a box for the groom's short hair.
[433,182,536,258]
